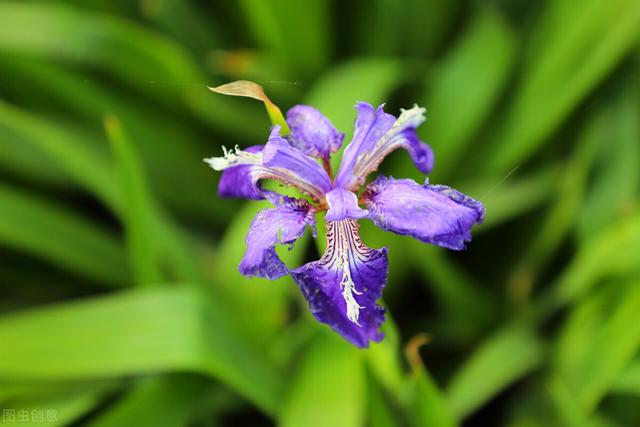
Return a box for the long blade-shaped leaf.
[0,287,282,414]
[278,333,366,427]
[489,0,640,171]
[0,183,128,286]
[104,115,162,286]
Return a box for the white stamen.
[203,145,262,171]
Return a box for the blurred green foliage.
[0,0,639,426]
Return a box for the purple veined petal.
[217,145,265,200]
[334,103,395,189]
[240,196,316,280]
[286,105,344,159]
[261,127,333,197]
[325,188,368,221]
[363,175,485,250]
[291,219,388,348]
[334,102,434,191]
[204,127,332,201]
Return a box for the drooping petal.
[325,188,368,221]
[204,127,332,201]
[240,196,316,280]
[334,102,434,191]
[261,127,333,196]
[363,175,485,250]
[291,219,388,348]
[217,145,264,200]
[286,105,344,159]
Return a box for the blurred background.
[0,0,639,426]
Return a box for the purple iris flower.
[205,102,484,348]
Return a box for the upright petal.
[325,188,368,221]
[286,105,344,159]
[204,127,332,201]
[217,145,264,200]
[240,196,316,280]
[334,103,395,189]
[335,103,434,191]
[364,176,485,250]
[291,219,388,348]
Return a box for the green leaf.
[364,314,405,396]
[577,87,639,239]
[556,282,640,412]
[278,332,366,427]
[404,336,458,427]
[0,2,197,88]
[209,80,290,133]
[462,166,558,232]
[422,7,516,177]
[207,200,303,345]
[237,0,330,74]
[0,183,128,286]
[410,244,494,341]
[366,370,401,427]
[0,103,200,285]
[305,58,403,133]
[0,101,118,209]
[0,381,118,427]
[89,374,214,427]
[352,0,405,57]
[139,0,220,57]
[104,115,162,286]
[0,287,282,415]
[611,358,640,395]
[304,58,404,173]
[354,0,457,58]
[446,324,544,419]
[0,123,70,188]
[545,377,589,427]
[506,111,600,300]
[0,54,239,221]
[552,215,640,306]
[402,0,458,57]
[489,0,640,171]
[0,1,262,136]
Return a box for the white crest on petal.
[319,220,376,326]
[203,145,262,171]
[339,263,364,325]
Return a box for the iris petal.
[205,127,332,201]
[364,175,485,250]
[286,105,344,159]
[217,145,265,200]
[335,102,433,191]
[325,188,368,221]
[291,219,388,348]
[240,196,316,280]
